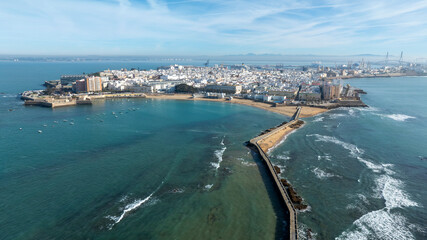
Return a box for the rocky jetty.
[280,178,308,210]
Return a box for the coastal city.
[3,0,427,239]
[20,62,426,109]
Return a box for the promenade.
[248,107,302,240]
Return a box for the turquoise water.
[1,62,290,239]
[270,77,427,239]
[1,62,426,239]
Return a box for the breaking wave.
[298,222,318,240]
[211,137,226,170]
[357,157,395,175]
[374,175,419,208]
[307,134,364,158]
[384,114,415,122]
[337,167,420,239]
[276,152,291,161]
[373,113,416,122]
[337,209,416,240]
[312,167,338,179]
[318,154,332,161]
[329,113,347,119]
[313,116,324,122]
[105,181,164,230]
[106,192,157,230]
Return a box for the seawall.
[247,108,303,240]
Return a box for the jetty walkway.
[248,107,301,240]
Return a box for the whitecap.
[204,184,213,190]
[374,175,419,208]
[276,154,291,161]
[312,167,337,179]
[211,138,226,170]
[384,114,415,122]
[336,209,415,240]
[307,134,364,158]
[317,155,332,161]
[374,113,415,122]
[298,223,318,240]
[329,113,346,119]
[357,157,395,175]
[313,116,324,122]
[338,174,420,239]
[298,205,312,213]
[307,134,396,174]
[356,106,379,112]
[211,146,226,170]
[106,192,155,229]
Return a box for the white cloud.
[0,0,426,55]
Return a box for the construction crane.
[204,59,209,67]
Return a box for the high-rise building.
[322,83,342,100]
[73,77,103,93]
[75,79,87,93]
[86,76,103,92]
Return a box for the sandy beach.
[257,126,296,153]
[145,94,328,118]
[256,120,304,153]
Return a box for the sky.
[1,0,426,57]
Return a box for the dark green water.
[1,62,293,239]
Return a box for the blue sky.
[1,0,426,57]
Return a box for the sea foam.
[384,114,415,122]
[313,116,324,122]
[317,154,332,161]
[106,192,156,230]
[337,173,420,239]
[375,175,419,209]
[211,138,226,170]
[307,134,364,158]
[374,113,416,122]
[336,209,415,240]
[276,151,291,161]
[312,167,337,179]
[329,113,347,119]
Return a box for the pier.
[247,107,302,240]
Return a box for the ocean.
[270,77,427,239]
[1,61,426,239]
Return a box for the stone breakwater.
[247,116,306,240]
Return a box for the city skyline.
[1,0,427,57]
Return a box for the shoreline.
[327,72,427,80]
[145,94,329,118]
